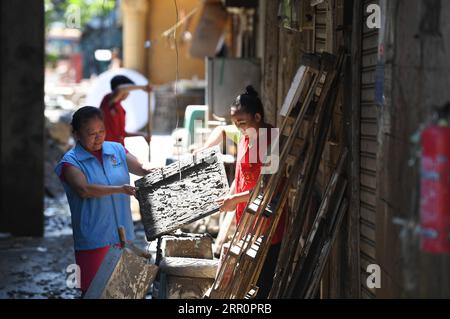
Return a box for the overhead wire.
[173,0,182,181]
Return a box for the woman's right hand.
[121,184,137,196]
[216,194,238,213]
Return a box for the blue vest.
[55,141,135,250]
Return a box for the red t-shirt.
[100,93,126,146]
[234,126,286,245]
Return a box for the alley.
[1,0,450,301]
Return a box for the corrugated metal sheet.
[359,0,379,299]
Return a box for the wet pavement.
[0,235,79,299]
[0,196,150,299]
[0,196,80,299]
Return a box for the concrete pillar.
[0,0,45,236]
[121,0,149,74]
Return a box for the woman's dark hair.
[110,75,135,92]
[71,106,103,132]
[231,85,264,121]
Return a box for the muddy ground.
[0,196,149,299]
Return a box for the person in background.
[108,48,122,70]
[195,86,286,298]
[55,106,154,296]
[100,75,152,146]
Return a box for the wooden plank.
[279,65,307,117]
[314,3,328,54]
[360,171,376,189]
[208,238,249,299]
[161,233,213,259]
[213,211,236,256]
[229,237,262,298]
[361,155,376,172]
[209,242,242,298]
[274,51,345,298]
[246,199,290,295]
[362,32,379,51]
[165,276,214,299]
[135,147,229,240]
[287,149,348,298]
[361,205,376,224]
[305,198,349,298]
[361,86,376,102]
[341,0,363,297]
[360,187,377,207]
[361,121,378,136]
[361,52,378,69]
[159,257,219,279]
[360,221,376,243]
[361,137,378,154]
[323,3,346,293]
[360,255,376,271]
[84,246,158,299]
[361,103,378,119]
[360,237,376,260]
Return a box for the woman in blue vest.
[55,106,153,295]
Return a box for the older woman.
[55,106,152,295]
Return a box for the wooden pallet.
[208,51,344,299]
[135,146,229,241]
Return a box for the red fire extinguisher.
[420,106,450,253]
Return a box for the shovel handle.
[118,226,127,247]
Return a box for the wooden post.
[343,0,362,299]
[121,0,149,75]
[0,0,44,236]
[262,0,280,126]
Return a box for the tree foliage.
[45,0,116,30]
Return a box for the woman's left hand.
[216,194,238,212]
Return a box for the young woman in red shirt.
[196,86,285,298]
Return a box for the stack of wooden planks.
[207,49,348,299]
